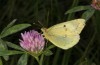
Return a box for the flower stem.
[39,54,44,65]
[34,54,44,65]
[34,56,40,65]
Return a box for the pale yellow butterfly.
[41,19,85,49]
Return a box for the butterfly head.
[41,28,50,40]
[41,28,48,36]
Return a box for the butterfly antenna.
[37,20,45,28]
[33,22,42,28]
[46,11,49,26]
[37,11,49,28]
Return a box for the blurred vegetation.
[0,0,100,65]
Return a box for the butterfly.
[41,19,85,49]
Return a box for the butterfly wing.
[41,19,85,49]
[45,33,80,49]
[47,19,85,36]
[68,19,85,34]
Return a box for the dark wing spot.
[63,25,67,31]
[63,25,66,27]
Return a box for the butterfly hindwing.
[46,34,80,49]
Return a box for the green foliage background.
[0,0,100,65]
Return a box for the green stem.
[34,54,44,65]
[40,54,44,65]
[45,57,50,65]
[0,57,3,65]
[61,50,72,65]
[74,31,96,65]
[67,0,79,20]
[52,48,61,65]
[35,56,40,65]
[30,57,35,65]
[10,56,17,65]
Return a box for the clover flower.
[19,30,45,53]
[91,0,100,10]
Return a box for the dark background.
[0,0,100,65]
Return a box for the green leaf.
[43,45,54,56]
[82,8,95,21]
[0,24,31,38]
[0,50,23,56]
[17,54,28,65]
[46,45,55,50]
[1,19,17,34]
[44,50,53,56]
[0,39,9,61]
[65,6,90,14]
[95,11,100,37]
[0,39,7,51]
[0,57,3,65]
[6,41,25,51]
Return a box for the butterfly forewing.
[47,19,85,36]
[68,19,85,34]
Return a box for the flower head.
[19,30,45,53]
[91,0,100,10]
